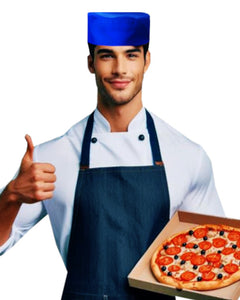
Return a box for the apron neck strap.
[145,109,163,166]
[80,109,163,169]
[80,112,94,170]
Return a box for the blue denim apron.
[62,110,174,300]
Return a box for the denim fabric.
[62,111,174,300]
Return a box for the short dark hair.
[88,43,149,60]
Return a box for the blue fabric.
[88,12,150,46]
[62,110,174,299]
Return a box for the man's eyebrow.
[96,49,114,55]
[96,48,142,55]
[126,48,142,53]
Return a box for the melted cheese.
[160,228,240,282]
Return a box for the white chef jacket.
[0,108,224,265]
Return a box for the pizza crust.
[151,268,240,291]
[151,224,240,291]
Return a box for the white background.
[0,1,240,299]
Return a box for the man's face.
[88,45,150,107]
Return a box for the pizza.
[151,224,240,291]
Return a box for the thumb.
[23,134,34,163]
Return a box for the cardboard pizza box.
[128,211,240,300]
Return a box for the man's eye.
[128,53,138,58]
[100,54,113,59]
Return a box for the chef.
[0,12,224,300]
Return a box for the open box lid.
[128,211,240,300]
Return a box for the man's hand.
[0,135,56,245]
[9,135,56,204]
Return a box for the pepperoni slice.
[199,265,213,273]
[181,252,196,261]
[172,234,187,246]
[228,231,240,241]
[206,253,221,263]
[168,265,181,272]
[166,246,181,256]
[234,251,240,260]
[222,247,235,255]
[180,271,196,281]
[202,271,216,281]
[193,228,208,239]
[213,238,227,248]
[237,239,240,248]
[185,243,195,249]
[191,255,206,266]
[157,256,173,266]
[224,263,239,274]
[213,261,222,268]
[199,241,212,250]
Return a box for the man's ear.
[144,51,151,73]
[88,55,95,73]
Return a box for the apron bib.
[62,110,174,300]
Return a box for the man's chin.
[102,94,133,107]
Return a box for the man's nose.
[112,57,127,75]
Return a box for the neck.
[97,99,143,132]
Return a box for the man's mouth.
[107,79,131,89]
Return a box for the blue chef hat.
[88,12,150,46]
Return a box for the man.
[0,12,224,299]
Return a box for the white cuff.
[0,225,16,255]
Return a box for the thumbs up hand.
[20,135,35,172]
[10,135,56,204]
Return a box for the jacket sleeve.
[0,200,47,255]
[179,147,225,217]
[0,149,48,255]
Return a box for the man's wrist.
[1,180,22,206]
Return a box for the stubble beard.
[97,78,143,108]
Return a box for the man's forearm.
[0,181,22,246]
[0,135,56,247]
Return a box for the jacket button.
[91,137,97,143]
[138,134,145,141]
